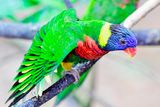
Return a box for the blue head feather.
[103,24,137,51]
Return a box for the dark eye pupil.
[120,39,126,45]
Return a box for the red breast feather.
[75,36,108,60]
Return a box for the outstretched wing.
[7,9,84,106]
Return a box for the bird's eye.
[120,39,126,45]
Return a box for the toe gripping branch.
[17,60,97,107]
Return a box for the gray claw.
[64,69,80,83]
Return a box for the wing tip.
[5,91,17,104]
[7,93,27,107]
[6,85,35,107]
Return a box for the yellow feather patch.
[22,85,33,93]
[61,62,73,71]
[21,68,32,74]
[29,58,36,60]
[19,83,29,91]
[98,22,112,47]
[18,74,31,83]
[24,64,32,66]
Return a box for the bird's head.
[98,22,137,57]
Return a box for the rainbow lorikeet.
[6,9,137,106]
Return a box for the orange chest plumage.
[75,36,108,60]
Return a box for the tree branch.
[133,29,160,45]
[0,22,40,39]
[63,0,73,9]
[123,0,160,28]
[1,22,160,45]
[17,61,97,107]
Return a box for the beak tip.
[124,47,136,57]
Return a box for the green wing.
[7,9,84,106]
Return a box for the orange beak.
[124,47,136,57]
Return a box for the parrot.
[83,0,139,24]
[6,9,137,106]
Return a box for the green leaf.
[0,0,66,22]
[23,0,40,6]
[70,0,78,3]
[22,6,62,23]
[0,0,25,20]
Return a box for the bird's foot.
[63,69,80,83]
